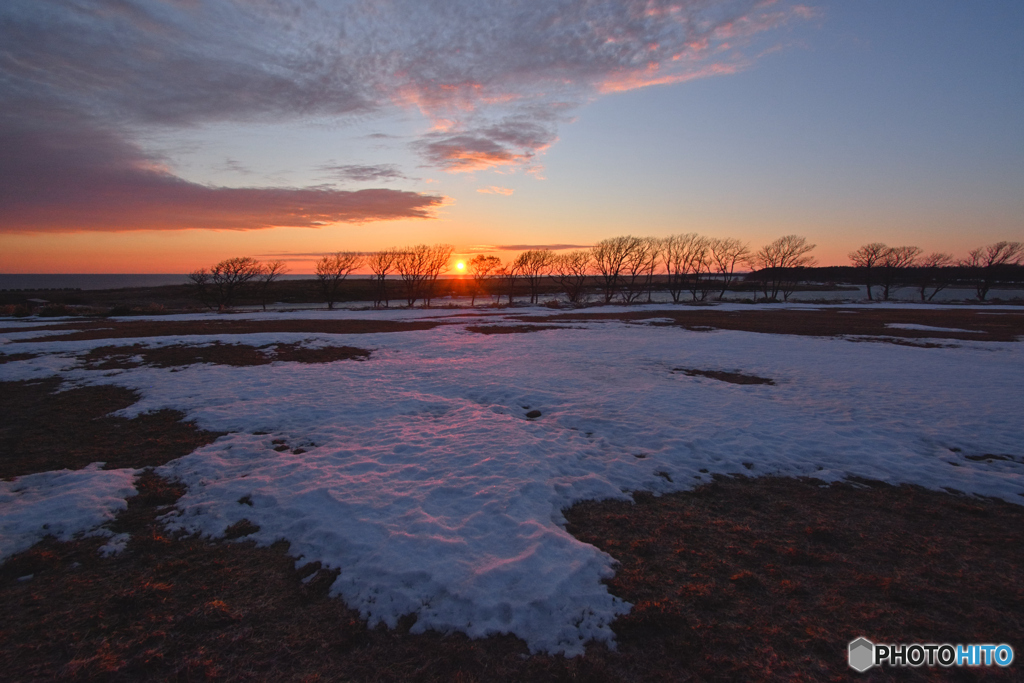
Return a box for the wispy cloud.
[476,186,515,196]
[319,163,408,183]
[2,0,810,134]
[220,158,255,175]
[495,244,593,251]
[416,117,557,172]
[465,244,593,253]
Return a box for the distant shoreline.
[0,274,192,291]
[0,274,399,291]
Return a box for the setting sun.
[455,260,466,272]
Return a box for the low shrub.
[106,303,165,317]
[38,304,73,317]
[0,304,31,317]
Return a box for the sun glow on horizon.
[455,260,466,272]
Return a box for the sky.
[1,0,1022,273]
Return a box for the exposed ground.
[4,306,1022,345]
[523,307,1024,343]
[0,379,224,479]
[4,318,442,343]
[672,368,775,385]
[82,342,371,370]
[1,307,1022,680]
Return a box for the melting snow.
[0,464,137,560]
[1,305,1022,654]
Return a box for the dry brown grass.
[672,368,775,385]
[565,477,1024,681]
[527,308,1024,343]
[82,342,371,370]
[9,318,443,343]
[0,379,225,479]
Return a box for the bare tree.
[620,237,660,304]
[255,260,288,311]
[422,243,453,306]
[663,234,693,303]
[514,250,555,304]
[195,256,262,311]
[468,254,501,306]
[750,235,816,301]
[188,269,213,310]
[395,245,431,307]
[663,233,711,303]
[496,259,521,305]
[551,250,592,304]
[709,237,750,300]
[915,252,955,302]
[316,252,363,310]
[394,244,452,307]
[592,236,634,303]
[687,239,716,302]
[962,241,1024,301]
[848,242,889,301]
[878,245,921,301]
[367,248,398,309]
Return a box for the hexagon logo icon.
[848,637,875,672]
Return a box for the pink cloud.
[0,119,445,233]
[476,186,515,196]
[597,62,743,94]
[415,118,557,172]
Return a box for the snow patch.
[0,464,137,561]
[98,532,131,556]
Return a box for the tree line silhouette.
[188,238,1023,310]
[848,241,1023,302]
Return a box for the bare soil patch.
[674,368,775,385]
[0,379,225,479]
[842,336,955,349]
[564,476,1024,681]
[272,343,371,364]
[1,475,1020,680]
[964,453,1022,464]
[11,318,442,343]
[82,342,370,370]
[529,308,1024,343]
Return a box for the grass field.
[2,304,1022,680]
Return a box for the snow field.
[1,307,1023,654]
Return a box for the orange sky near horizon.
[0,219,1008,274]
